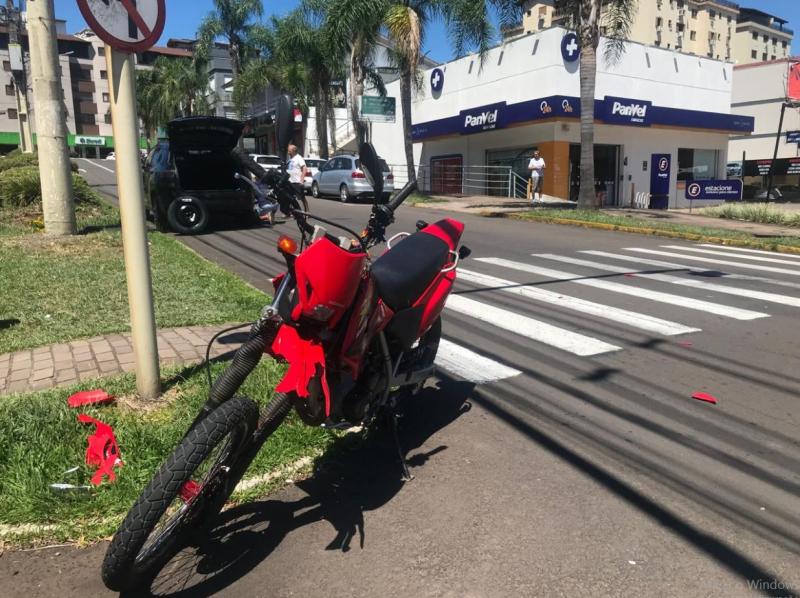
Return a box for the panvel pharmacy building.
[371,27,754,208]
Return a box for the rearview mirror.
[276,94,293,165]
[359,142,383,202]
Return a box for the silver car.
[310,154,395,203]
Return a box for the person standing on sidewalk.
[527,150,546,202]
[287,144,308,199]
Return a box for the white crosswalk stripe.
[625,248,800,277]
[697,244,800,260]
[457,268,700,336]
[661,245,800,267]
[580,250,800,291]
[445,294,622,356]
[475,257,768,321]
[536,254,800,308]
[435,339,521,383]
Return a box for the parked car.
[143,116,257,235]
[311,154,394,202]
[249,154,281,171]
[106,152,116,160]
[303,158,324,193]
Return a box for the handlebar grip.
[387,180,418,212]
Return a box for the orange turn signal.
[277,235,298,255]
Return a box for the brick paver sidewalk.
[0,324,248,396]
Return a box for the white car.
[106,152,116,160]
[304,158,324,193]
[249,154,281,171]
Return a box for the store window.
[678,149,718,181]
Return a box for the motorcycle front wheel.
[101,396,258,592]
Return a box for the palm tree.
[555,0,637,208]
[136,57,211,136]
[322,0,519,184]
[196,0,264,85]
[272,10,345,159]
[316,0,387,147]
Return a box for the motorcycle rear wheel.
[101,396,258,592]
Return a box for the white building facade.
[371,27,753,208]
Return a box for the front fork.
[187,274,295,433]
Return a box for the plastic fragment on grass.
[68,389,115,408]
[691,392,718,405]
[49,466,91,492]
[77,414,123,485]
[180,480,201,503]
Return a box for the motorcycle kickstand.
[387,409,414,482]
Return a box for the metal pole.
[766,102,786,199]
[26,0,75,235]
[107,49,161,400]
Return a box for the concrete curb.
[504,214,800,256]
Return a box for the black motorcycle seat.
[371,232,451,311]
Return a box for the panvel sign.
[603,96,652,126]
[460,102,506,134]
[685,179,743,201]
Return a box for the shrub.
[0,166,99,208]
[0,152,79,173]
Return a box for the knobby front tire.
[101,396,258,593]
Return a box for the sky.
[53,0,800,62]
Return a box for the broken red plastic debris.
[678,341,694,348]
[691,392,718,405]
[77,414,124,485]
[180,480,202,503]
[68,389,115,408]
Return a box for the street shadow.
[132,378,474,597]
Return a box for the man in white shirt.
[527,150,546,202]
[287,144,308,197]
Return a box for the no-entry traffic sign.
[77,0,166,53]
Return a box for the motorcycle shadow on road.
[136,378,475,598]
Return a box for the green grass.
[0,203,267,354]
[699,203,800,227]
[512,209,800,250]
[0,360,336,543]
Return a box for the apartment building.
[0,16,192,155]
[167,39,236,120]
[517,1,792,64]
[732,8,793,64]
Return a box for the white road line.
[78,158,115,174]
[538,254,800,309]
[476,257,768,321]
[698,244,800,260]
[446,294,621,356]
[435,339,522,383]
[581,250,800,291]
[625,248,800,277]
[457,268,699,336]
[661,245,800,267]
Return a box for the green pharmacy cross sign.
[361,96,396,123]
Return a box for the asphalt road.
[6,159,798,597]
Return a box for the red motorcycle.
[101,96,469,592]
